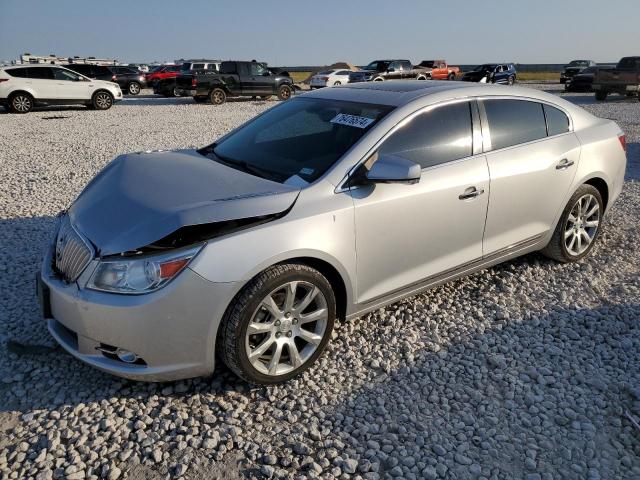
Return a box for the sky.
[0,0,637,66]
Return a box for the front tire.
[448,73,455,81]
[9,92,33,113]
[542,184,603,263]
[209,88,226,105]
[333,81,342,86]
[507,76,515,86]
[277,84,292,100]
[219,263,336,385]
[595,90,608,101]
[92,91,113,110]
[127,82,141,95]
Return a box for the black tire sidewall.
[224,265,336,385]
[557,185,604,262]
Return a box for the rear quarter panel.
[573,119,627,212]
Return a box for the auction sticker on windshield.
[330,113,375,129]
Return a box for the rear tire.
[92,91,113,110]
[542,184,603,263]
[219,263,336,385]
[8,92,33,113]
[277,84,292,100]
[507,76,515,86]
[127,82,141,95]
[333,81,341,86]
[448,73,455,81]
[595,90,608,101]
[209,88,226,105]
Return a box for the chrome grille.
[54,216,93,282]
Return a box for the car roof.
[301,80,591,119]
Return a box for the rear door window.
[377,101,473,169]
[6,68,29,78]
[483,99,547,150]
[26,67,54,79]
[543,104,570,136]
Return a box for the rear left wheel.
[542,184,603,263]
[219,263,336,385]
[9,92,33,113]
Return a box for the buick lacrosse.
[38,81,627,384]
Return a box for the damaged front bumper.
[39,243,238,382]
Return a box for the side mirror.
[364,154,421,185]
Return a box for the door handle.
[555,158,575,170]
[459,186,485,200]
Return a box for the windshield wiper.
[208,148,284,182]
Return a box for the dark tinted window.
[484,99,547,150]
[92,66,112,75]
[53,68,81,81]
[65,64,91,75]
[219,62,236,74]
[26,67,54,79]
[378,102,473,169]
[544,104,570,136]
[6,68,28,78]
[617,57,640,70]
[168,65,181,72]
[250,63,267,76]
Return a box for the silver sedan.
[38,81,627,384]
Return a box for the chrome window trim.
[476,96,575,155]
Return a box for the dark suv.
[110,66,147,95]
[63,64,146,95]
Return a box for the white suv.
[0,65,122,113]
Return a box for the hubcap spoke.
[267,342,283,375]
[247,322,273,335]
[299,307,328,324]
[261,295,281,318]
[298,328,322,345]
[284,281,297,312]
[295,286,318,313]
[564,193,600,256]
[289,343,303,368]
[249,337,274,361]
[585,220,599,228]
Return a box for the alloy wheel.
[95,93,112,109]
[129,83,140,94]
[564,193,600,256]
[245,281,328,376]
[13,95,31,112]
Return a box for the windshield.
[568,61,589,67]
[365,61,390,72]
[473,64,496,72]
[201,98,393,184]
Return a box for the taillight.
[320,77,329,81]
[191,78,197,87]
[618,134,626,152]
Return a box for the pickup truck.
[560,60,596,84]
[592,56,640,101]
[175,60,295,104]
[418,60,460,80]
[348,60,430,83]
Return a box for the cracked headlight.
[87,245,203,294]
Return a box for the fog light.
[116,349,138,363]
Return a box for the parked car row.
[62,63,147,95]
[0,65,122,113]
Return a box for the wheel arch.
[8,89,35,100]
[583,176,609,210]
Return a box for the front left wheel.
[219,263,336,385]
[277,84,293,101]
[127,82,141,95]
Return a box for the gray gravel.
[1,86,639,479]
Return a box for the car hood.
[68,149,300,256]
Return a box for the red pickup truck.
[145,65,182,86]
[418,60,461,80]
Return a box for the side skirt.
[346,234,545,321]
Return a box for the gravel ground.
[0,85,639,480]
